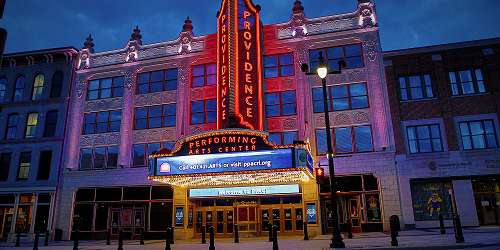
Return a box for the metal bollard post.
[209,226,215,250]
[118,229,123,250]
[272,225,279,250]
[106,228,111,245]
[268,223,273,242]
[15,232,20,247]
[170,226,174,244]
[390,215,398,247]
[33,231,39,250]
[140,228,145,245]
[453,214,465,243]
[303,221,309,240]
[73,229,79,250]
[44,231,49,246]
[347,219,353,239]
[234,224,239,243]
[439,214,446,235]
[165,227,171,250]
[201,225,206,244]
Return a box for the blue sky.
[1,0,499,53]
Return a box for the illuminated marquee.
[217,0,263,130]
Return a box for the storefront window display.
[411,181,452,221]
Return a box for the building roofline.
[3,46,79,57]
[383,37,500,58]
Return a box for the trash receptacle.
[54,229,63,241]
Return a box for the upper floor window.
[309,44,363,72]
[13,76,25,101]
[137,68,178,94]
[459,120,498,150]
[83,110,122,134]
[50,71,64,98]
[406,124,443,153]
[5,114,19,140]
[0,78,7,102]
[132,142,162,167]
[0,152,11,181]
[265,91,296,117]
[32,74,44,100]
[192,64,216,87]
[269,131,298,145]
[87,76,124,100]
[312,83,368,113]
[264,53,294,78]
[43,110,58,137]
[25,112,39,138]
[134,104,176,129]
[315,125,373,155]
[17,152,31,180]
[449,69,486,96]
[399,74,433,101]
[80,146,119,170]
[191,99,216,124]
[37,150,52,180]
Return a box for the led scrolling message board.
[217,0,263,130]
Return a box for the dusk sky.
[1,0,499,54]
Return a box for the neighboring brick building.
[0,47,78,241]
[384,38,500,229]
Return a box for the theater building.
[384,38,500,229]
[55,0,400,240]
[0,47,78,241]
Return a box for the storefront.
[472,176,500,225]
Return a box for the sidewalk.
[2,227,500,250]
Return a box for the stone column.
[118,69,137,167]
[63,75,87,170]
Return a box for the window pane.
[192,101,204,112]
[135,107,147,119]
[345,44,362,57]
[449,72,457,83]
[459,123,470,136]
[423,74,433,97]
[206,100,217,111]
[355,126,372,152]
[206,64,216,75]
[283,131,298,145]
[192,76,204,87]
[279,54,293,65]
[269,133,282,145]
[350,83,367,96]
[471,135,486,149]
[191,113,203,124]
[100,88,111,99]
[264,56,277,67]
[138,73,149,83]
[94,147,106,169]
[106,147,119,168]
[193,65,204,77]
[417,126,430,139]
[148,143,161,155]
[264,68,278,78]
[281,91,296,104]
[430,125,441,138]
[282,103,296,116]
[351,96,368,109]
[407,127,416,140]
[100,78,112,88]
[151,71,163,82]
[80,149,93,170]
[332,98,349,111]
[266,106,280,117]
[332,85,348,98]
[206,111,217,123]
[335,127,352,153]
[133,144,146,166]
[315,130,328,155]
[280,65,294,77]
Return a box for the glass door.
[0,207,13,240]
[349,197,362,233]
[295,208,303,231]
[283,208,293,232]
[272,208,281,232]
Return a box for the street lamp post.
[301,52,345,249]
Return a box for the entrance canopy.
[148,129,314,187]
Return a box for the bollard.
[73,229,79,250]
[118,230,123,250]
[170,227,174,244]
[303,221,309,240]
[234,224,239,243]
[201,225,206,244]
[44,231,49,246]
[209,226,215,250]
[390,215,399,247]
[140,228,145,245]
[268,223,273,242]
[272,225,279,250]
[453,214,464,243]
[165,227,171,250]
[33,231,39,250]
[439,214,446,235]
[347,219,353,239]
[15,232,20,247]
[106,228,111,245]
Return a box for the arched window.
[50,71,64,98]
[32,74,45,100]
[13,76,25,101]
[5,113,19,139]
[25,112,39,138]
[0,78,7,102]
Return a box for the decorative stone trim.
[132,127,177,144]
[81,133,121,147]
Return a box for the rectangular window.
[191,99,216,124]
[264,53,294,78]
[5,113,19,140]
[192,64,216,87]
[79,146,119,170]
[37,151,52,180]
[449,69,486,96]
[265,91,297,117]
[312,83,368,113]
[17,152,31,180]
[25,112,39,138]
[0,153,11,181]
[459,120,498,150]
[83,110,122,134]
[399,74,434,101]
[309,44,363,72]
[132,143,162,167]
[406,124,443,153]
[315,126,373,155]
[134,104,176,129]
[137,68,178,94]
[87,76,124,100]
[269,131,298,145]
[43,110,58,137]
